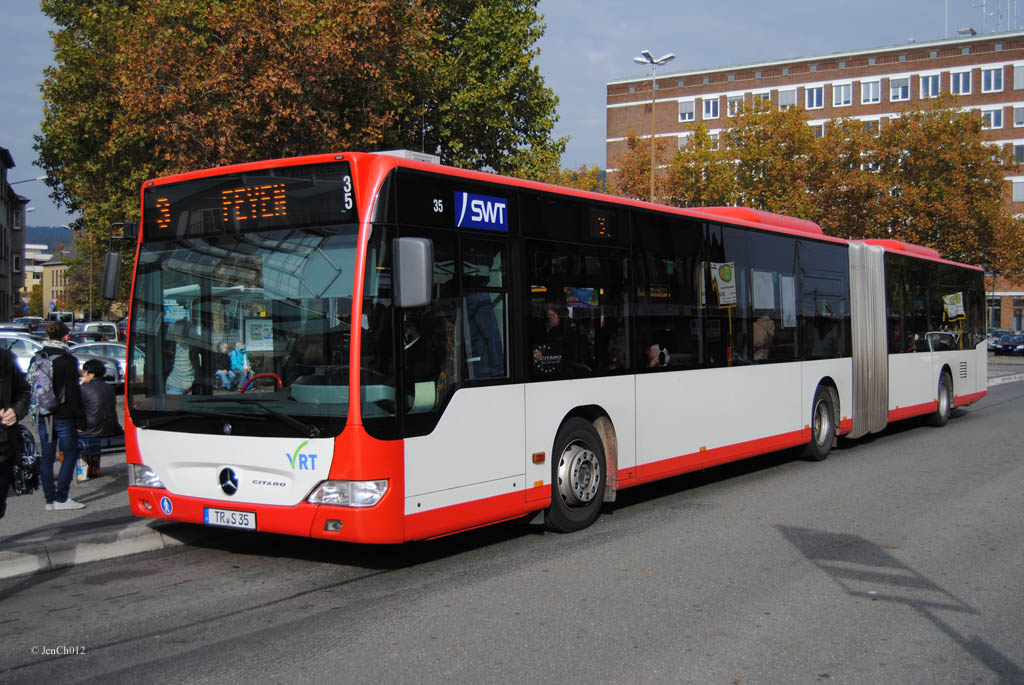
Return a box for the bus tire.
[545,417,607,533]
[927,371,953,428]
[802,385,836,462]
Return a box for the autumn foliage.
[613,98,1023,276]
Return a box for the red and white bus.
[125,151,987,541]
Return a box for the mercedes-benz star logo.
[219,467,238,496]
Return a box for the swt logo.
[454,192,508,232]
[286,441,319,471]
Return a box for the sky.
[2,0,1017,227]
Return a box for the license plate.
[203,508,256,530]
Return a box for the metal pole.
[650,65,656,202]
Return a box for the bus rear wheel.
[545,417,607,533]
[927,371,953,427]
[802,385,836,462]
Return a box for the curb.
[988,372,1024,386]
[0,520,233,581]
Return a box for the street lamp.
[10,175,46,185]
[633,50,675,203]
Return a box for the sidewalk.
[3,360,1023,580]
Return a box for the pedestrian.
[34,320,87,511]
[0,347,30,520]
[213,342,236,390]
[230,341,254,389]
[79,358,123,478]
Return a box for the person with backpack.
[31,321,87,511]
[0,347,30,520]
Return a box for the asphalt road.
[2,382,1022,684]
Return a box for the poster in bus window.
[943,292,965,319]
[245,319,274,352]
[780,275,797,328]
[752,270,776,310]
[564,287,599,309]
[710,262,737,306]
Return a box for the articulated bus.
[125,151,987,541]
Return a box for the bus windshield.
[129,225,359,438]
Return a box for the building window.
[838,60,846,69]
[703,76,710,85]
[728,73,735,82]
[727,95,743,117]
[810,64,818,72]
[13,255,21,273]
[806,86,823,109]
[778,88,796,110]
[781,67,790,76]
[679,100,695,122]
[677,79,684,88]
[996,43,1004,51]
[752,92,770,109]
[755,70,762,79]
[898,54,907,62]
[962,47,971,55]
[890,77,910,101]
[861,80,880,104]
[982,108,1003,129]
[1014,144,1024,163]
[1015,107,1024,126]
[868,57,877,66]
[678,132,691,148]
[982,67,1004,93]
[1014,180,1024,202]
[13,212,22,230]
[709,132,720,150]
[653,81,660,91]
[833,83,852,107]
[921,74,940,98]
[629,85,636,94]
[950,70,971,95]
[703,98,719,119]
[809,123,825,138]
[930,50,939,58]
[864,120,879,135]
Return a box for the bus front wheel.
[802,385,836,462]
[545,417,607,533]
[927,371,953,427]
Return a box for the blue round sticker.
[159,496,173,515]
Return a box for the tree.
[664,123,736,207]
[35,0,565,307]
[871,99,1015,266]
[541,164,606,193]
[725,102,818,217]
[610,133,674,202]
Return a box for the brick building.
[607,29,1024,331]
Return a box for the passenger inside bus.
[531,302,579,375]
[646,343,669,367]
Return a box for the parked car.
[0,331,122,386]
[988,329,1011,351]
[994,334,1024,356]
[0,322,31,334]
[71,341,144,382]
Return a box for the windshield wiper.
[138,410,252,430]
[188,396,321,438]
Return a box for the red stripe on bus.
[622,428,811,488]
[953,390,986,408]
[404,489,543,541]
[888,401,936,422]
[838,418,853,435]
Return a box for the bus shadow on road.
[778,525,1023,682]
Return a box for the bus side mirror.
[101,252,121,300]
[393,237,433,308]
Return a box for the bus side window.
[461,240,507,380]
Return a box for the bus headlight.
[307,480,388,507]
[129,464,166,489]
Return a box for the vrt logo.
[286,440,319,471]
